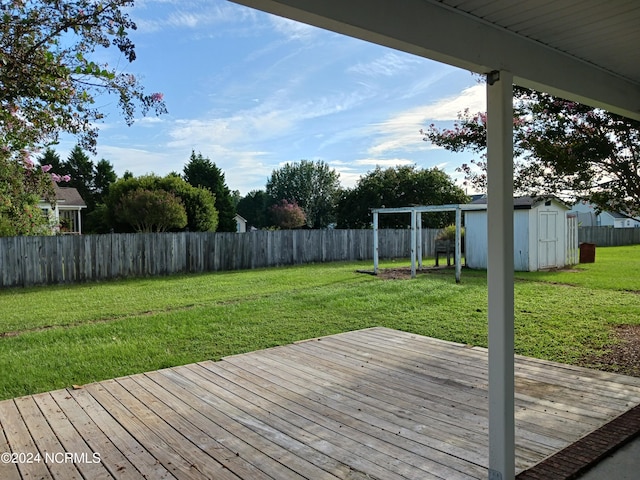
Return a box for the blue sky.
[60,0,487,195]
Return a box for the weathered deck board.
[1,327,640,479]
[0,403,21,480]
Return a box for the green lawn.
[0,245,639,401]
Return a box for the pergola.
[371,204,487,282]
[229,2,640,479]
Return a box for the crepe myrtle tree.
[0,152,71,235]
[0,0,166,234]
[270,199,306,229]
[0,0,166,153]
[422,86,640,216]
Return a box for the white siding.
[464,210,531,271]
[464,211,488,270]
[465,199,569,271]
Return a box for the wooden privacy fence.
[578,226,640,246]
[0,229,442,288]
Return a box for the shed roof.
[470,195,570,210]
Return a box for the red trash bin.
[579,242,596,263]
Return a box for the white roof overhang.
[230,0,640,121]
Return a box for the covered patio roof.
[229,2,640,479]
[230,0,640,120]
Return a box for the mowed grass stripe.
[0,246,638,400]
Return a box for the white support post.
[487,70,515,480]
[373,211,379,274]
[417,212,423,270]
[410,210,416,279]
[77,209,82,234]
[455,207,462,283]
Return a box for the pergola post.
[410,209,416,279]
[373,211,379,274]
[455,206,462,283]
[487,70,515,480]
[417,212,423,270]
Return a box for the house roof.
[54,185,86,208]
[470,195,569,210]
[571,201,640,221]
[608,211,628,220]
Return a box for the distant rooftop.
[54,185,86,207]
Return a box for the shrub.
[436,224,464,242]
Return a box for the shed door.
[538,210,558,269]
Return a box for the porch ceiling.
[229,0,640,120]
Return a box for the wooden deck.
[2,327,640,479]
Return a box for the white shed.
[465,197,577,271]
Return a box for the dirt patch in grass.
[357,266,455,280]
[579,324,640,377]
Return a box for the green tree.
[105,174,218,232]
[336,165,468,228]
[85,158,118,233]
[266,160,340,228]
[115,188,187,233]
[183,151,236,232]
[270,200,306,229]
[236,190,272,229]
[94,159,117,200]
[0,0,166,235]
[230,190,242,208]
[422,86,640,216]
[64,145,96,209]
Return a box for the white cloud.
[133,1,258,33]
[365,84,486,156]
[95,145,176,176]
[135,116,166,126]
[166,11,201,28]
[269,16,319,41]
[348,52,421,77]
[355,158,415,167]
[422,84,486,121]
[334,170,360,189]
[95,140,272,195]
[166,83,373,154]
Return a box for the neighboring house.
[38,185,87,234]
[570,201,640,228]
[234,214,247,233]
[465,196,577,271]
